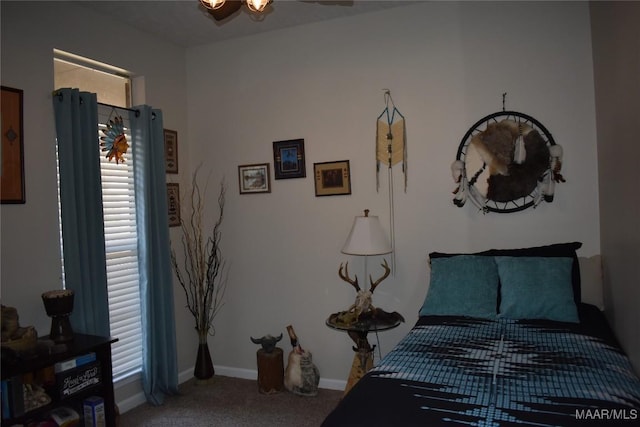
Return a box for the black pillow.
[429,242,583,304]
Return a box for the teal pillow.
[496,256,579,323]
[419,255,498,319]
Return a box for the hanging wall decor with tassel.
[375,90,407,273]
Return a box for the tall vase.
[194,335,215,383]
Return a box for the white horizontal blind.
[98,105,143,380]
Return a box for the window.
[54,50,142,381]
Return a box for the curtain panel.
[54,90,178,404]
[131,106,179,405]
[53,88,111,337]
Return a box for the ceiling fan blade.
[207,0,242,21]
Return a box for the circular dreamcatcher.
[451,104,565,213]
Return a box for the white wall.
[186,1,601,382]
[591,1,640,372]
[0,0,192,407]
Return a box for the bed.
[322,243,640,427]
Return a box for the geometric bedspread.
[322,314,640,426]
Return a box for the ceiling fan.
[199,0,273,21]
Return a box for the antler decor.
[330,209,403,328]
[336,259,392,325]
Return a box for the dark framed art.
[238,163,271,194]
[167,183,181,227]
[314,160,351,196]
[273,139,305,179]
[164,129,178,174]
[1,86,25,204]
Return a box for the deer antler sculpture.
[338,259,391,323]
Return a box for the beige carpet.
[118,375,342,426]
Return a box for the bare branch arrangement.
[170,169,228,343]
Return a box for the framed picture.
[238,163,271,194]
[167,183,181,227]
[164,129,178,174]
[1,86,25,204]
[314,160,351,196]
[273,139,305,179]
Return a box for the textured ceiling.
[78,1,413,48]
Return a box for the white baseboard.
[117,366,346,414]
[214,365,347,391]
[318,377,347,391]
[117,392,147,415]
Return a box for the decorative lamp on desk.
[336,209,392,325]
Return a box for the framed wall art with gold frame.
[314,160,351,197]
[1,86,25,204]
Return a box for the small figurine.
[250,334,283,354]
[1,305,37,353]
[284,325,319,397]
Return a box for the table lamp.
[338,209,392,322]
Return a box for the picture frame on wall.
[314,160,351,197]
[238,163,271,194]
[164,129,178,174]
[1,86,25,204]
[273,139,305,179]
[167,183,181,227]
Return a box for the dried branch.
[170,167,228,341]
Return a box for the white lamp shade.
[341,212,392,255]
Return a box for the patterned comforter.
[322,308,640,426]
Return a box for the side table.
[326,311,403,395]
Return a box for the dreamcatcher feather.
[100,112,129,164]
[375,90,407,274]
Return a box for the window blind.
[98,106,142,380]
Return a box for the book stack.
[1,352,101,421]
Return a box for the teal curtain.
[130,106,179,405]
[52,88,111,337]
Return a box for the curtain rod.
[98,102,156,120]
[54,90,156,119]
[98,101,140,117]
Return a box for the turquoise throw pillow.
[496,256,579,323]
[419,255,498,319]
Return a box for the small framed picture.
[314,160,351,196]
[273,139,305,179]
[164,129,178,174]
[238,163,271,194]
[167,183,181,227]
[1,86,25,204]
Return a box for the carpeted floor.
[118,375,342,426]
